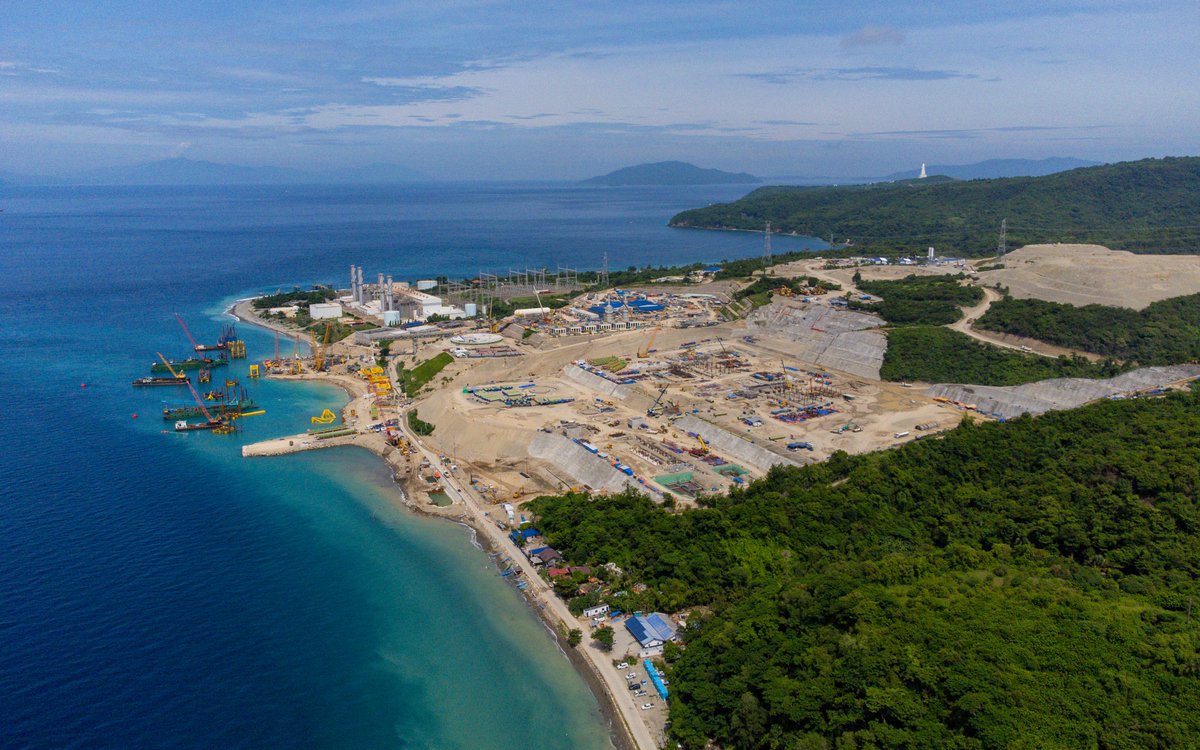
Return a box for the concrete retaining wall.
[747,303,886,379]
[929,365,1200,419]
[563,364,632,401]
[676,415,803,474]
[529,431,637,494]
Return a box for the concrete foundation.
[676,415,803,474]
[748,303,886,379]
[529,431,639,495]
[563,364,632,401]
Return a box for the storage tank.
[382,310,402,327]
[464,302,478,317]
[416,279,437,291]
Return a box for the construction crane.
[647,385,668,417]
[155,352,185,380]
[175,313,202,352]
[309,329,320,369]
[637,323,662,358]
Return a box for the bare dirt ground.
[977,244,1200,310]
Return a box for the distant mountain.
[882,157,1102,181]
[670,156,1200,255]
[6,158,433,186]
[583,161,760,186]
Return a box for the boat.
[133,375,189,387]
[173,419,224,432]
[161,396,259,420]
[150,357,227,373]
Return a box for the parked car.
[641,703,655,710]
[626,672,637,680]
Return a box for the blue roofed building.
[624,612,678,657]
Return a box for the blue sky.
[2,1,1197,179]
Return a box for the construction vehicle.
[647,386,669,417]
[687,434,709,457]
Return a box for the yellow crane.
[637,323,662,358]
[308,324,332,371]
[156,352,185,379]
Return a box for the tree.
[567,628,583,648]
[594,626,615,652]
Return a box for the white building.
[582,603,610,619]
[309,302,343,320]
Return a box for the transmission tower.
[997,218,1007,260]
[763,221,773,275]
[598,251,610,288]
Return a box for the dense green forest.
[250,285,336,309]
[669,157,1200,255]
[977,294,1200,365]
[880,326,1122,385]
[530,392,1200,749]
[853,275,983,325]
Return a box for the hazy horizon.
[3,2,1197,180]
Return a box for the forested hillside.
[530,392,1200,749]
[977,293,1200,365]
[880,326,1122,385]
[669,157,1200,255]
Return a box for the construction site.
[233,244,1200,513]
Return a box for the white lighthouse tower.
[919,162,927,179]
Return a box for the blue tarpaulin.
[644,659,668,700]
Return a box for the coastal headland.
[228,244,1200,750]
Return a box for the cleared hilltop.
[670,156,1200,255]
[584,161,759,186]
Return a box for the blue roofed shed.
[625,612,677,653]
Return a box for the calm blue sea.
[0,183,822,749]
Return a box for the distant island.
[670,156,1200,255]
[584,161,760,186]
[0,157,431,186]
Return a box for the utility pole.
[997,218,1007,260]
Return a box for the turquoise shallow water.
[0,183,822,748]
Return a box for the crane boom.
[156,352,184,379]
[183,377,216,423]
[638,323,662,358]
[175,313,201,352]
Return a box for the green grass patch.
[396,352,453,397]
[407,409,435,435]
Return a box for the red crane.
[175,313,202,353]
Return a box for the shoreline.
[229,300,645,750]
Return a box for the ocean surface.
[0,182,823,749]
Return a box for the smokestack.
[385,276,394,311]
[356,267,364,304]
[350,265,356,301]
[377,273,385,309]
